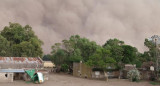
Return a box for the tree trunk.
[104,71,108,82]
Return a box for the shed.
[0,57,44,82]
[0,57,43,69]
[0,69,24,82]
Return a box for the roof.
[44,61,55,68]
[124,64,136,70]
[0,69,25,73]
[0,57,43,64]
[0,57,43,69]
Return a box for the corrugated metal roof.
[0,57,43,64]
[0,57,43,69]
[0,69,25,73]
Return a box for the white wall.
[0,73,13,82]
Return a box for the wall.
[139,70,152,80]
[92,71,105,79]
[73,63,119,79]
[0,73,13,82]
[73,63,92,78]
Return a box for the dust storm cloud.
[0,0,160,54]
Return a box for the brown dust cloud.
[0,0,160,54]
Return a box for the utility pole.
[151,35,160,80]
[155,38,158,79]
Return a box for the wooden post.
[104,71,108,82]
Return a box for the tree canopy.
[0,22,43,57]
[0,35,10,56]
[50,35,100,67]
[50,36,142,70]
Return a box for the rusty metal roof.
[0,57,43,69]
[0,57,43,64]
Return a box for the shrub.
[61,64,69,72]
[127,69,140,82]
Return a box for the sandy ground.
[0,73,153,86]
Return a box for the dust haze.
[0,0,160,54]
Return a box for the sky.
[0,0,160,54]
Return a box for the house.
[0,57,43,82]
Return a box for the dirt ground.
[0,73,153,86]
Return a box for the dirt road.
[0,73,152,86]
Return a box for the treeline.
[0,23,155,70]
[46,35,154,70]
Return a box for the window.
[5,74,8,77]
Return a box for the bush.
[127,69,140,82]
[61,64,69,72]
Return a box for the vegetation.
[50,35,145,73]
[50,35,99,68]
[127,69,141,82]
[150,81,160,85]
[61,64,69,72]
[42,54,52,61]
[0,22,43,57]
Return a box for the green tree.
[143,38,157,62]
[103,38,140,68]
[43,54,52,61]
[51,49,67,66]
[122,45,138,64]
[0,35,10,56]
[103,38,124,69]
[50,35,99,69]
[0,22,43,57]
[86,47,115,68]
[63,35,99,62]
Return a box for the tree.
[86,47,115,68]
[50,35,99,71]
[103,38,124,47]
[0,22,43,57]
[63,35,99,62]
[122,45,138,64]
[143,38,157,62]
[103,38,140,68]
[103,38,124,69]
[43,54,52,61]
[51,49,67,66]
[0,35,10,56]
